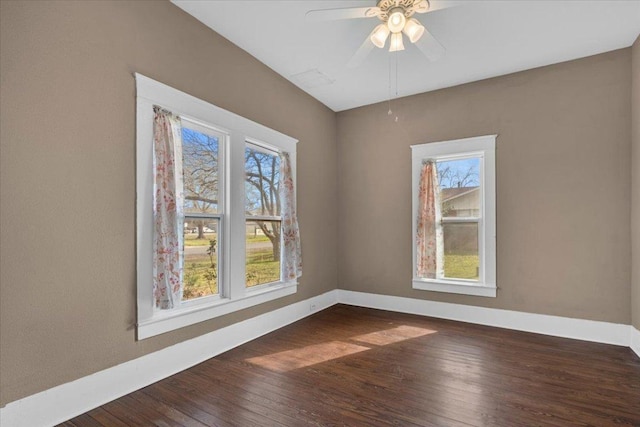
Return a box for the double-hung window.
[181,122,223,302]
[136,74,300,339]
[245,143,282,288]
[411,135,497,297]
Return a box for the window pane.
[183,127,219,214]
[437,158,480,218]
[183,219,219,300]
[246,220,281,287]
[245,145,280,216]
[443,222,479,280]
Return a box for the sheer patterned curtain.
[279,152,302,280]
[416,160,443,279]
[153,106,184,309]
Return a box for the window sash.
[181,121,224,217]
[186,213,222,220]
[246,215,281,221]
[245,218,283,289]
[441,217,480,223]
[246,139,281,156]
[183,215,223,301]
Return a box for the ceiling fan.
[306,0,452,68]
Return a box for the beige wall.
[632,36,640,330]
[0,1,337,405]
[1,0,636,409]
[337,49,632,324]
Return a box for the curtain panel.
[279,152,302,280]
[416,160,443,279]
[153,106,184,309]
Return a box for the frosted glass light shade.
[387,10,406,33]
[389,33,405,52]
[403,18,425,43]
[370,24,391,48]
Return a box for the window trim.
[411,135,497,298]
[136,74,298,340]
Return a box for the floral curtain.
[153,106,184,309]
[416,160,443,279]
[279,152,302,280]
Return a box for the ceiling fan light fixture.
[403,18,425,43]
[387,8,406,33]
[389,32,405,52]
[370,24,390,48]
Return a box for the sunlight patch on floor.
[351,325,437,346]
[245,341,370,372]
[245,325,438,372]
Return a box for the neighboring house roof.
[441,186,479,202]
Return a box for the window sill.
[137,281,297,340]
[412,279,496,298]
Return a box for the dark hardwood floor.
[60,305,640,426]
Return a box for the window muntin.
[411,135,496,298]
[245,143,282,287]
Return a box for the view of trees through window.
[245,145,281,287]
[182,127,220,300]
[436,158,481,280]
[180,129,285,299]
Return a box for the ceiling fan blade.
[415,0,460,14]
[347,35,375,69]
[414,28,445,62]
[305,6,380,22]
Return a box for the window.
[411,135,496,297]
[245,143,282,287]
[136,74,299,339]
[182,124,222,300]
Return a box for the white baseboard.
[0,290,339,427]
[338,290,631,347]
[2,288,637,427]
[631,326,640,358]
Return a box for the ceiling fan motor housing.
[376,0,429,22]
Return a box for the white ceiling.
[172,0,640,112]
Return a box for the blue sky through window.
[437,157,480,189]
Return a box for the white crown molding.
[2,289,636,427]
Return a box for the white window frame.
[411,135,497,298]
[136,74,298,339]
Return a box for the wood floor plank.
[60,304,640,426]
[140,382,229,427]
[84,407,131,427]
[64,413,103,427]
[189,358,432,427]
[145,379,261,427]
[128,390,209,427]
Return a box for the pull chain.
[394,49,399,122]
[387,52,393,117]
